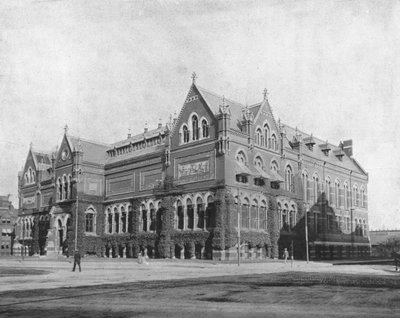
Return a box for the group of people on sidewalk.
[71,248,150,272]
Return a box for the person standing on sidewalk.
[72,250,81,272]
[283,248,289,264]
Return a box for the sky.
[0,0,399,230]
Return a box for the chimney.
[342,139,353,157]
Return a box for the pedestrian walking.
[72,250,81,272]
[283,248,289,264]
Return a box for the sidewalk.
[0,257,396,293]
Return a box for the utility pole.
[237,187,241,267]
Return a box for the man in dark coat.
[72,250,81,272]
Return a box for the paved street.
[0,256,397,293]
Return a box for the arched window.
[63,175,68,200]
[313,173,319,203]
[85,208,96,233]
[114,207,120,233]
[254,156,263,169]
[344,183,349,209]
[271,160,279,172]
[196,197,204,229]
[360,187,365,208]
[302,171,308,202]
[69,175,73,199]
[107,208,112,234]
[192,115,199,140]
[260,200,267,230]
[141,204,147,232]
[202,119,209,138]
[149,203,156,232]
[282,204,289,231]
[353,185,358,207]
[335,180,340,207]
[285,165,294,192]
[264,124,270,148]
[235,151,247,165]
[251,199,258,229]
[121,206,127,233]
[187,198,194,229]
[206,196,215,228]
[271,133,277,151]
[256,128,262,146]
[177,200,183,230]
[241,198,250,229]
[128,205,133,233]
[325,177,331,203]
[31,170,35,183]
[56,178,61,201]
[182,125,189,143]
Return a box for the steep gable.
[56,134,74,168]
[170,84,217,147]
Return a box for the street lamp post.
[304,203,309,264]
[237,187,241,267]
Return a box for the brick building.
[0,195,17,256]
[17,78,370,260]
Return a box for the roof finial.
[64,124,69,135]
[30,142,33,149]
[191,72,197,84]
[263,88,268,101]
[127,128,132,139]
[144,122,148,133]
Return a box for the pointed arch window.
[114,207,120,233]
[313,174,319,203]
[271,133,277,151]
[302,171,308,202]
[85,208,96,233]
[141,204,147,232]
[285,165,294,193]
[264,124,270,148]
[187,198,194,229]
[202,119,209,138]
[182,125,189,143]
[177,200,184,230]
[196,197,204,229]
[256,128,262,146]
[335,180,340,207]
[192,115,199,140]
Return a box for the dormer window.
[319,142,331,156]
[304,136,315,151]
[333,149,345,161]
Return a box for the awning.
[270,169,284,183]
[254,166,273,180]
[234,161,253,176]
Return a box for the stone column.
[183,205,187,230]
[194,205,198,230]
[201,247,205,259]
[111,212,115,234]
[180,247,185,259]
[123,247,126,258]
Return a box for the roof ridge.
[196,85,245,107]
[68,135,110,147]
[283,123,339,149]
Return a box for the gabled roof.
[196,85,246,132]
[66,135,110,165]
[111,125,168,149]
[283,125,367,176]
[32,150,52,171]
